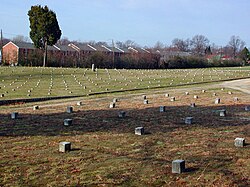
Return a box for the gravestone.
[67,106,73,113]
[219,109,226,117]
[185,92,189,95]
[234,138,245,147]
[109,102,115,108]
[59,142,71,152]
[160,106,166,112]
[215,98,220,104]
[33,105,39,110]
[11,112,18,119]
[118,111,126,118]
[135,127,144,135]
[1,94,4,97]
[64,119,73,126]
[228,91,232,95]
[113,98,118,103]
[202,90,206,93]
[92,64,95,72]
[233,97,239,102]
[77,101,82,106]
[165,93,169,97]
[190,103,196,108]
[170,97,175,102]
[142,95,147,100]
[245,106,250,111]
[194,95,198,99]
[172,160,185,174]
[144,100,148,104]
[185,117,193,124]
[213,93,217,96]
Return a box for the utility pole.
[112,39,115,68]
[0,29,3,64]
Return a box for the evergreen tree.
[28,5,61,67]
[239,47,250,65]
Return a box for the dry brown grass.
[0,84,249,186]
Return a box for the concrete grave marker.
[11,112,18,119]
[193,95,198,99]
[233,97,239,102]
[33,105,39,110]
[77,101,82,106]
[118,111,126,118]
[109,102,115,108]
[245,106,250,111]
[135,127,145,135]
[59,142,71,152]
[185,117,193,124]
[215,98,220,104]
[67,106,73,113]
[234,138,245,147]
[190,103,196,108]
[172,160,185,174]
[170,97,175,102]
[64,119,73,126]
[160,106,166,112]
[144,100,148,104]
[219,109,226,117]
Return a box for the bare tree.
[228,35,245,58]
[57,37,71,45]
[154,41,165,51]
[12,35,30,43]
[172,38,190,52]
[190,35,209,56]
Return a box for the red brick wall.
[2,42,18,64]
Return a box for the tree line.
[1,5,249,69]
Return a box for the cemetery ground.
[0,67,250,186]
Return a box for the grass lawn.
[0,67,250,186]
[0,66,250,100]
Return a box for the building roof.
[54,44,77,52]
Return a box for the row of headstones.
[58,137,246,174]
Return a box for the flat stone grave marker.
[170,97,175,102]
[160,106,166,112]
[234,138,245,147]
[33,105,39,110]
[233,97,239,102]
[77,101,82,106]
[219,109,226,117]
[215,98,220,104]
[67,106,73,113]
[190,103,196,108]
[118,111,126,118]
[135,127,145,135]
[64,119,73,126]
[185,117,193,124]
[109,102,115,108]
[59,142,71,152]
[172,160,185,174]
[245,106,250,111]
[11,112,18,119]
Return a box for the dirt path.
[222,78,250,94]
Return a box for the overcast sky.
[0,0,249,47]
